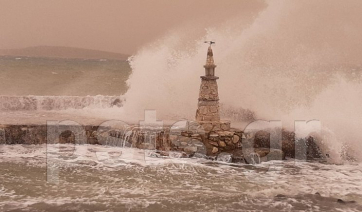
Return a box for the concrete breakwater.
[0,123,323,163]
[0,96,123,111]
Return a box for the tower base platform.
[198,120,231,132]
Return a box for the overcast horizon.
[0,0,265,54]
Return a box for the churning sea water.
[0,144,361,212]
[0,56,131,96]
[0,55,362,211]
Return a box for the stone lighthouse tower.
[196,42,230,131]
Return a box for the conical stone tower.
[196,44,230,131]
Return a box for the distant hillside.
[0,46,129,60]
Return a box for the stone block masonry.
[196,45,230,131]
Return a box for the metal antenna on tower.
[204,41,215,47]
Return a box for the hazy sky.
[0,0,264,54]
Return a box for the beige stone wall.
[198,79,219,101]
[196,79,220,122]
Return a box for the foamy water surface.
[0,144,361,212]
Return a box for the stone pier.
[0,45,324,163]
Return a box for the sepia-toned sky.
[0,0,265,54]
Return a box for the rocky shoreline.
[0,123,324,164]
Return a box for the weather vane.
[204,41,215,47]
